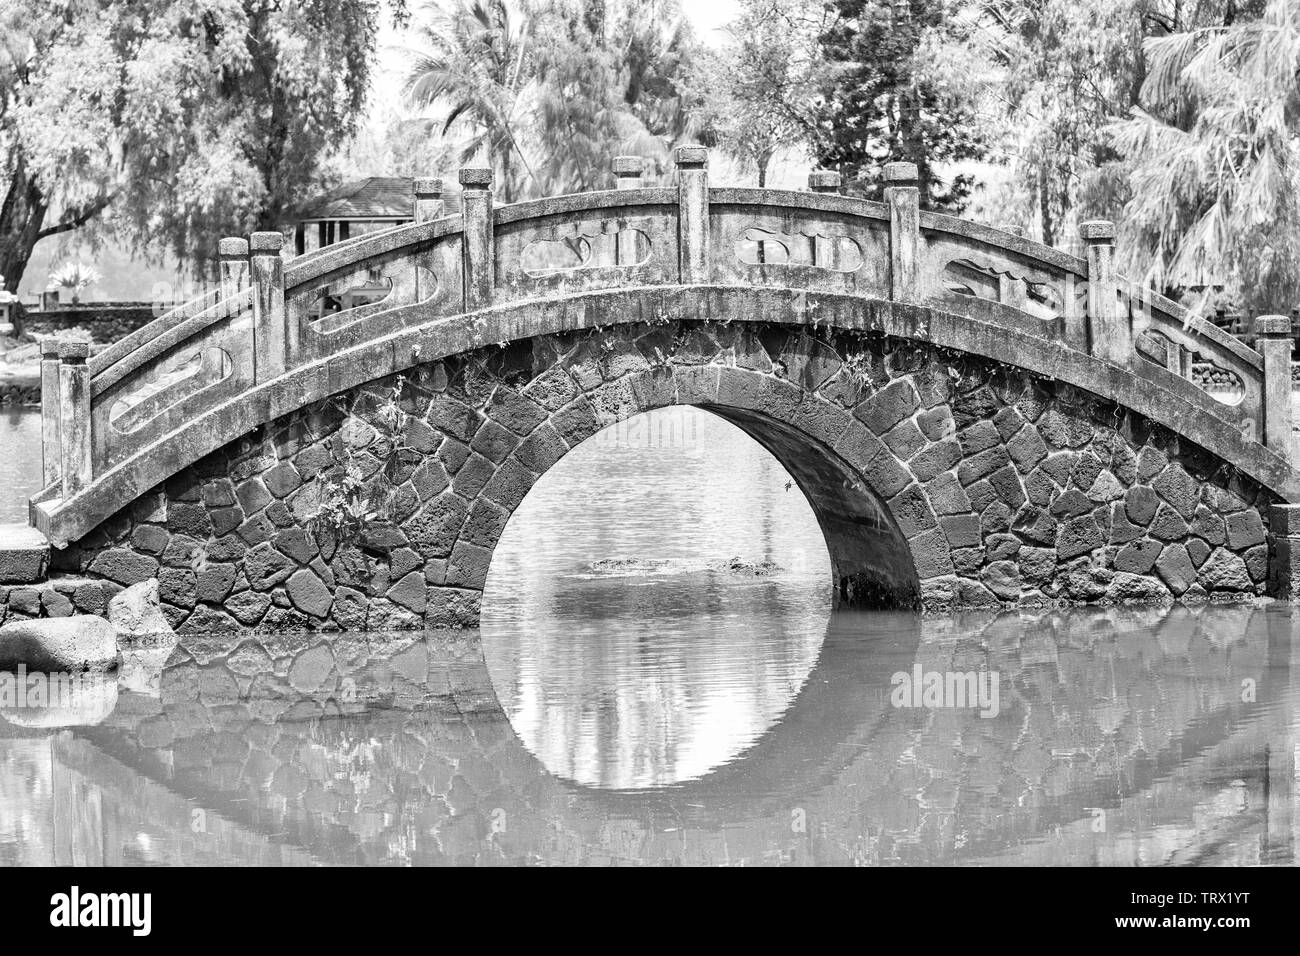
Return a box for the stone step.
[0,574,111,623]
[0,524,50,584]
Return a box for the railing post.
[809,170,841,194]
[675,145,710,284]
[884,162,920,302]
[1081,220,1129,366]
[39,337,61,487]
[413,178,445,302]
[57,340,91,499]
[218,237,249,300]
[250,231,286,383]
[414,177,444,223]
[1256,314,1293,460]
[612,156,644,267]
[613,156,643,190]
[459,167,493,311]
[1164,339,1190,378]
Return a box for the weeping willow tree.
[1110,0,1300,315]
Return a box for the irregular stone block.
[286,568,332,618]
[1225,511,1265,550]
[0,615,118,672]
[89,548,160,587]
[0,524,50,584]
[1114,538,1161,574]
[1200,547,1252,591]
[109,578,176,638]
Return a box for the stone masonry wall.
[0,317,1277,632]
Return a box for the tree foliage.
[684,0,825,187]
[1110,0,1295,314]
[404,0,699,197]
[404,0,533,201]
[0,0,388,297]
[814,0,991,211]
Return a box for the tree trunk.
[0,156,50,337]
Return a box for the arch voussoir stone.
[19,314,1275,633]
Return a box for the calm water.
[0,411,41,522]
[1,407,1298,866]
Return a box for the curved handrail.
[89,288,220,378]
[91,290,253,398]
[711,187,889,221]
[284,215,463,291]
[920,210,1088,277]
[494,187,678,225]
[1139,287,1264,372]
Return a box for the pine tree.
[815,0,988,211]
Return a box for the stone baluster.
[809,170,841,194]
[613,157,644,268]
[806,171,844,268]
[219,237,249,301]
[1256,314,1293,459]
[250,231,287,383]
[412,178,445,302]
[613,156,643,190]
[460,167,494,311]
[39,337,61,487]
[884,162,920,303]
[414,178,444,223]
[675,145,710,284]
[58,340,91,499]
[1164,339,1190,378]
[1080,220,1130,366]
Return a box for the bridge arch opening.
[473,372,924,619]
[479,401,918,789]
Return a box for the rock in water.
[0,616,119,672]
[109,578,176,638]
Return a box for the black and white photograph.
[0,0,1294,926]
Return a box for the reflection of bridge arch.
[13,602,1285,865]
[14,150,1298,624]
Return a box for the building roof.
[295,177,416,222]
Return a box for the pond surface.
[1,408,1297,865]
[0,411,41,523]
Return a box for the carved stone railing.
[32,148,1299,539]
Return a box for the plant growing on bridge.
[312,377,418,541]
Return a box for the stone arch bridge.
[5,147,1300,631]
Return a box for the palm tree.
[404,0,534,202]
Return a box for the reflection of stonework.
[0,321,1276,631]
[6,604,1282,866]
